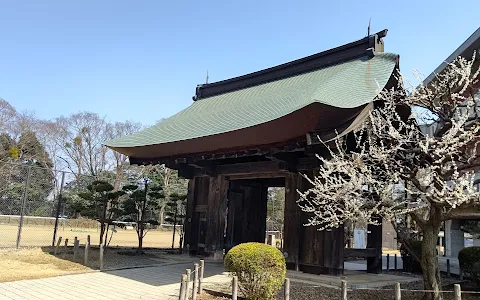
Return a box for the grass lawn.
[0,224,180,248]
[0,248,88,282]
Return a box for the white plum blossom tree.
[298,54,480,300]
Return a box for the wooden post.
[54,236,62,255]
[447,259,451,278]
[179,274,187,300]
[99,245,104,270]
[84,235,90,266]
[232,276,238,300]
[73,237,79,259]
[62,238,69,258]
[395,282,401,300]
[394,254,398,270]
[284,278,290,300]
[367,219,383,274]
[185,269,191,295]
[454,284,461,300]
[192,263,199,300]
[199,260,204,294]
[387,254,390,271]
[341,280,347,300]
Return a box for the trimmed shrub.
[224,242,286,300]
[459,246,480,287]
[400,240,422,273]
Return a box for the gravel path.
[200,279,480,300]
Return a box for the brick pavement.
[0,262,229,300]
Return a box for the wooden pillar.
[241,182,268,243]
[188,177,210,256]
[225,181,244,253]
[205,175,229,259]
[184,179,196,254]
[367,219,383,274]
[323,227,344,276]
[283,173,304,271]
[285,172,344,275]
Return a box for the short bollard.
[395,282,401,300]
[73,237,79,259]
[387,254,390,271]
[54,236,62,255]
[84,235,90,266]
[454,284,461,300]
[447,259,451,278]
[341,280,347,300]
[185,269,191,296]
[394,254,398,270]
[199,260,205,294]
[284,278,290,300]
[192,263,199,300]
[232,276,238,300]
[62,238,69,259]
[179,274,187,300]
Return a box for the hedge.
[459,246,480,287]
[224,242,286,300]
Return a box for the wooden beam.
[227,172,290,181]
[180,161,292,179]
[217,161,287,175]
[296,157,321,170]
[344,248,377,258]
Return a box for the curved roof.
[106,52,399,152]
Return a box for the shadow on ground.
[39,245,226,287]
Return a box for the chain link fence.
[0,162,179,249]
[0,162,74,248]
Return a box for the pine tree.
[165,192,187,250]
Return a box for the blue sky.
[0,0,479,126]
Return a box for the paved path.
[0,262,229,300]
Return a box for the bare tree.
[298,55,480,300]
[105,121,143,190]
[55,112,110,177]
[0,99,17,135]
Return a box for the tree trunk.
[159,203,165,227]
[172,208,177,249]
[99,223,105,246]
[421,223,442,300]
[137,229,143,254]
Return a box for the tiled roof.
[105,52,398,149]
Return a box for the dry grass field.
[0,248,87,282]
[0,224,180,248]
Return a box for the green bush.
[459,246,480,287]
[224,242,286,300]
[400,240,422,273]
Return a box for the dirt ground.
[0,224,180,248]
[199,280,480,300]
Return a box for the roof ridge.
[193,29,388,101]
